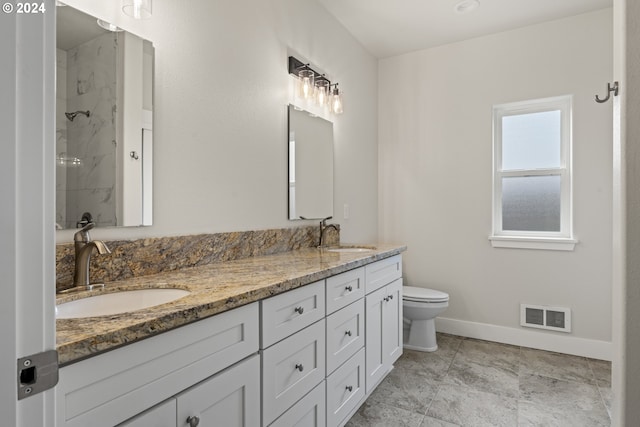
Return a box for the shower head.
[65,110,90,122]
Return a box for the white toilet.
[403,286,449,352]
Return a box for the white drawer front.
[326,267,365,314]
[326,299,364,375]
[261,280,325,348]
[326,348,365,427]
[57,302,259,427]
[262,320,326,426]
[269,380,326,427]
[365,255,402,294]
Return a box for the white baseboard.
[435,317,612,361]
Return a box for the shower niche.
[56,5,153,229]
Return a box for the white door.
[0,1,57,426]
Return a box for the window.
[490,96,576,250]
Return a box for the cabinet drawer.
[269,380,326,427]
[365,255,402,294]
[326,299,364,375]
[261,280,325,348]
[326,348,365,427]
[326,267,365,314]
[262,320,326,426]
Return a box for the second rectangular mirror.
[288,105,334,220]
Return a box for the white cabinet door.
[176,354,260,427]
[118,399,176,427]
[382,279,403,367]
[365,277,403,394]
[365,286,386,393]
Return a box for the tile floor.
[346,334,611,427]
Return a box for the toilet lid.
[403,286,449,302]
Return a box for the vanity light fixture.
[122,0,152,20]
[288,56,343,114]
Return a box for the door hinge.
[17,350,59,400]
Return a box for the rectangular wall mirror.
[288,105,334,220]
[56,5,154,229]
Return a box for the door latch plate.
[17,350,59,400]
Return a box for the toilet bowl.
[403,286,449,352]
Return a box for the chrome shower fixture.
[65,110,90,121]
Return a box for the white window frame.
[490,95,577,251]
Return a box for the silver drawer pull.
[383,296,389,302]
[345,385,353,392]
[345,285,353,292]
[294,306,304,314]
[345,330,352,336]
[388,294,394,300]
[295,363,304,372]
[186,415,200,427]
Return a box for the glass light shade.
[122,0,152,20]
[331,86,343,114]
[315,79,330,106]
[298,68,315,99]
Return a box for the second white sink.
[326,247,375,253]
[56,288,190,319]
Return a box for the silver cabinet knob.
[295,363,304,372]
[346,385,353,392]
[345,330,352,336]
[345,285,353,292]
[186,415,200,427]
[388,294,394,300]
[294,306,304,314]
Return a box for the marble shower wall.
[56,225,340,291]
[62,32,118,228]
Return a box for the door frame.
[0,1,57,425]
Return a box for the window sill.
[489,236,578,251]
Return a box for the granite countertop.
[56,244,406,366]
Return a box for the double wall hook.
[595,81,619,103]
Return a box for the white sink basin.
[56,288,190,319]
[326,247,375,253]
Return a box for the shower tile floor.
[345,334,611,427]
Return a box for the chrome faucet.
[318,216,338,248]
[73,222,111,290]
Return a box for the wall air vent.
[520,304,571,333]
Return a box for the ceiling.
[317,0,613,58]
